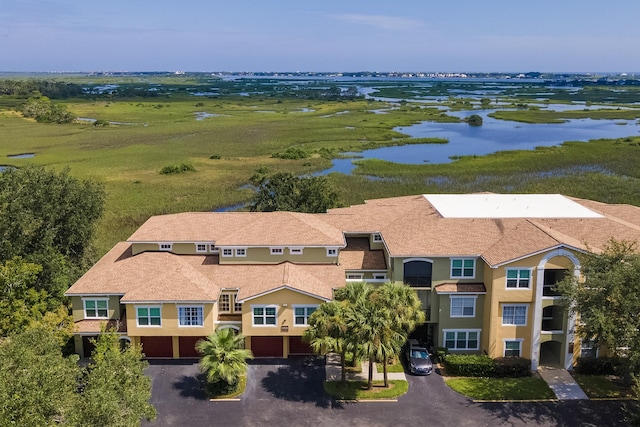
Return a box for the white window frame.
[442,329,481,351]
[195,243,207,253]
[326,248,338,257]
[178,305,204,327]
[270,247,284,255]
[221,248,233,257]
[289,247,303,255]
[372,233,382,242]
[503,339,524,357]
[235,248,247,257]
[580,339,598,358]
[372,273,387,281]
[450,296,477,318]
[83,298,109,319]
[450,258,476,279]
[219,293,241,314]
[505,268,532,289]
[159,243,172,251]
[251,305,278,327]
[293,305,318,326]
[209,244,216,252]
[502,304,528,326]
[136,305,162,327]
[346,273,364,282]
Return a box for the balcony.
[541,305,564,332]
[543,269,566,297]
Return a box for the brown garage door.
[179,336,205,358]
[140,336,173,358]
[251,336,283,357]
[289,336,314,355]
[82,335,97,358]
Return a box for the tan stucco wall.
[241,289,325,337]
[71,295,122,322]
[124,303,214,337]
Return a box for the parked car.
[405,339,433,375]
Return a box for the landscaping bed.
[324,380,408,400]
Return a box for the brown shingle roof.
[339,237,387,270]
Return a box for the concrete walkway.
[325,353,407,381]
[538,366,589,400]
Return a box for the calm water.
[321,110,639,174]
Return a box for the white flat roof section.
[424,194,604,219]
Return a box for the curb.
[210,398,242,402]
[335,399,398,403]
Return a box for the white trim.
[270,247,284,255]
[450,258,476,279]
[251,304,278,327]
[159,243,172,251]
[442,329,481,351]
[289,247,304,255]
[236,285,331,303]
[326,247,338,257]
[372,233,382,242]
[221,248,233,257]
[195,243,208,253]
[489,244,587,268]
[502,304,528,326]
[449,295,477,318]
[82,297,109,319]
[177,305,204,327]
[135,305,162,327]
[216,324,241,331]
[403,257,434,264]
[503,338,524,357]
[235,248,247,257]
[346,273,364,282]
[505,267,533,289]
[214,320,242,325]
[531,248,581,371]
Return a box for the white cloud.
[331,13,423,31]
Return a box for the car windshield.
[411,349,429,359]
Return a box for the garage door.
[140,336,173,358]
[82,335,97,358]
[251,336,283,357]
[289,336,314,355]
[179,336,205,358]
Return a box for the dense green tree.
[466,114,483,126]
[250,172,339,213]
[0,328,80,426]
[18,93,76,123]
[196,328,253,393]
[303,300,351,382]
[71,329,156,426]
[0,166,105,306]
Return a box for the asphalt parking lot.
[143,358,632,427]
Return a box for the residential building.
[66,194,640,369]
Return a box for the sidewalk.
[538,366,589,400]
[325,353,407,381]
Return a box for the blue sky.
[2,0,638,72]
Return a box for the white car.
[405,339,433,375]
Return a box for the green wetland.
[1,73,639,254]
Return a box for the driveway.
[143,358,632,427]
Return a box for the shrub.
[435,347,449,363]
[574,357,620,375]
[444,354,495,377]
[494,357,531,378]
[159,163,195,175]
[209,154,221,160]
[271,147,308,160]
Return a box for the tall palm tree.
[196,328,253,388]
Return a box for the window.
[346,273,363,281]
[222,248,233,257]
[403,259,432,287]
[504,340,523,357]
[373,233,382,242]
[235,248,246,257]
[451,259,475,278]
[294,305,318,325]
[209,244,216,252]
[373,273,387,281]
[506,269,531,288]
[136,306,161,326]
[159,243,172,251]
[289,247,303,255]
[270,247,284,255]
[443,330,480,350]
[580,339,597,358]
[252,306,277,326]
[502,305,528,326]
[327,248,337,256]
[450,296,476,317]
[179,306,203,326]
[219,293,241,313]
[84,299,108,319]
[196,244,207,253]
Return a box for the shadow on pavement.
[172,373,208,401]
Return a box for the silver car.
[405,339,433,375]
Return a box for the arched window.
[404,259,432,287]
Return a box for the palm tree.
[303,301,351,382]
[196,328,253,390]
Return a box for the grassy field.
[2,76,640,256]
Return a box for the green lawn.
[446,377,556,401]
[572,374,635,399]
[324,380,408,400]
[376,358,405,373]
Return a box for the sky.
[1,0,639,73]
